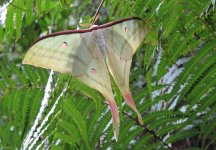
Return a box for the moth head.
[89,24,99,29]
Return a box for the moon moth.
[23,17,148,140]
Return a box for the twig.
[180,1,216,39]
[91,0,105,24]
[193,11,216,39]
[122,111,173,150]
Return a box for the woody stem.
[122,111,173,150]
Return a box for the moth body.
[93,30,107,58]
[89,24,99,29]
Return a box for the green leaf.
[5,5,14,42]
[64,99,91,149]
[36,0,42,16]
[15,0,23,40]
[26,0,33,24]
[0,25,3,44]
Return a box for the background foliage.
[0,0,216,149]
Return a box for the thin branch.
[191,10,216,39]
[180,1,216,39]
[91,0,105,24]
[122,111,173,150]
